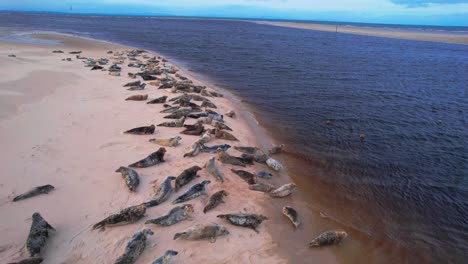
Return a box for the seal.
[115,166,140,192]
[183,140,203,158]
[123,80,141,87]
[163,108,192,119]
[147,96,168,104]
[234,146,258,154]
[203,190,228,213]
[150,250,178,264]
[128,147,166,168]
[7,257,43,264]
[266,157,284,171]
[204,157,224,183]
[175,165,202,191]
[200,143,231,154]
[242,153,269,164]
[115,229,154,264]
[13,185,55,202]
[269,183,296,198]
[180,124,205,136]
[149,136,181,147]
[225,110,236,118]
[125,94,148,101]
[124,124,155,135]
[127,83,146,91]
[52,50,64,53]
[255,171,273,179]
[230,169,257,184]
[158,116,185,127]
[213,121,232,131]
[217,213,268,233]
[249,183,275,193]
[309,230,348,247]
[69,51,82,54]
[144,176,176,207]
[145,204,194,226]
[216,149,252,167]
[197,116,213,125]
[269,144,285,155]
[91,65,103,70]
[92,204,146,231]
[173,180,211,204]
[199,131,213,144]
[282,206,301,229]
[160,106,180,114]
[26,213,55,257]
[201,100,217,108]
[173,224,229,242]
[214,128,239,141]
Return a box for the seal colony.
[3,40,348,263]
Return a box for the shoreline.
[0,31,328,263]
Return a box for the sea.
[0,12,467,264]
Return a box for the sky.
[1,0,467,26]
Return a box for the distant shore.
[255,21,468,45]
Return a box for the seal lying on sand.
[144,176,176,207]
[149,136,181,147]
[200,143,230,154]
[230,169,257,184]
[249,183,275,193]
[125,94,148,101]
[217,213,267,233]
[128,147,166,168]
[115,229,154,264]
[217,149,252,167]
[150,250,178,264]
[124,80,141,87]
[8,257,43,264]
[255,171,273,179]
[173,180,211,204]
[13,185,55,202]
[199,131,213,144]
[69,51,82,54]
[242,153,269,164]
[183,140,203,158]
[197,116,213,125]
[92,204,146,231]
[309,230,348,247]
[173,224,229,242]
[175,166,202,191]
[52,50,64,53]
[158,116,185,127]
[127,83,146,91]
[124,124,155,135]
[201,100,217,108]
[180,124,205,136]
[214,121,232,131]
[225,110,235,118]
[163,108,192,119]
[160,106,180,114]
[214,128,238,141]
[269,144,285,155]
[147,96,168,104]
[204,157,224,182]
[203,190,228,213]
[266,157,283,171]
[234,146,258,154]
[115,167,140,192]
[26,213,55,257]
[283,206,301,229]
[269,183,296,198]
[91,65,103,70]
[145,204,194,226]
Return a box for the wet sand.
[0,33,340,263]
[255,21,468,45]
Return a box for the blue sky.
[1,0,467,26]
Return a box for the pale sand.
[0,34,340,263]
[256,21,468,45]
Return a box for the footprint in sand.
[99,141,132,150]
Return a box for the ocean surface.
[1,12,467,263]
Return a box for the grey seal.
[145,204,194,226]
[200,143,231,154]
[115,228,154,264]
[203,190,228,213]
[269,144,285,155]
[128,147,166,168]
[173,224,229,242]
[180,124,205,136]
[144,176,176,207]
[115,167,140,192]
[13,185,55,202]
[92,204,146,231]
[204,157,224,182]
[216,149,252,167]
[282,206,301,229]
[26,213,55,257]
[173,180,211,204]
[124,124,155,135]
[158,116,185,127]
[255,171,273,179]
[269,183,296,198]
[125,94,148,101]
[175,165,202,192]
[217,213,267,233]
[309,230,348,247]
[249,183,275,193]
[231,169,257,184]
[234,146,258,154]
[150,250,178,264]
[147,96,168,104]
[214,128,238,141]
[149,136,181,147]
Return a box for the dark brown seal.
[214,128,239,141]
[115,229,154,264]
[216,149,252,167]
[125,94,148,101]
[123,124,155,135]
[147,96,168,104]
[217,213,267,233]
[230,169,257,184]
[13,185,55,202]
[128,147,166,168]
[26,213,55,257]
[175,165,202,191]
[92,204,146,231]
[180,124,205,136]
[203,190,228,213]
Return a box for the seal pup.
[158,116,185,127]
[26,213,55,257]
[12,185,55,202]
[144,176,176,207]
[217,213,267,233]
[7,257,43,264]
[145,204,194,226]
[115,167,140,192]
[255,171,273,179]
[174,166,202,191]
[180,124,205,136]
[214,128,239,141]
[173,180,211,204]
[147,96,168,104]
[269,144,285,155]
[283,206,301,229]
[149,136,181,147]
[183,140,203,158]
[234,146,258,154]
[230,169,257,184]
[269,183,296,198]
[249,183,275,193]
[217,149,252,167]
[150,250,178,264]
[128,147,166,168]
[173,224,229,242]
[123,124,155,135]
[225,110,236,118]
[93,204,146,231]
[125,94,148,101]
[204,157,224,183]
[203,190,228,213]
[266,157,283,171]
[309,230,348,247]
[115,228,154,264]
[200,143,231,154]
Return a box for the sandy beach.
[255,21,468,45]
[0,32,343,263]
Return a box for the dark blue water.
[1,12,467,263]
